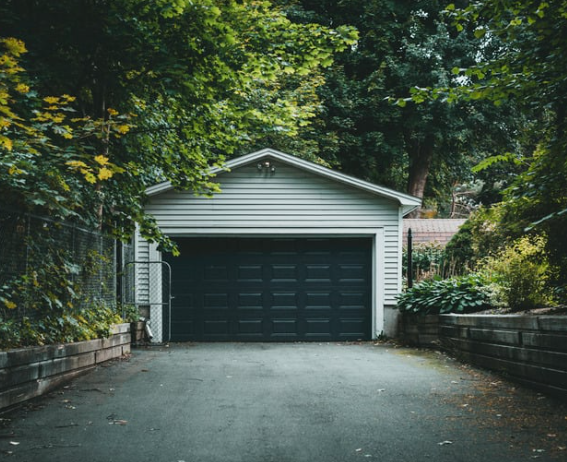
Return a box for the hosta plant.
[397,274,490,315]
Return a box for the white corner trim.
[373,228,385,338]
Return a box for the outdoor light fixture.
[257,160,276,173]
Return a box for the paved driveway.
[1,343,566,462]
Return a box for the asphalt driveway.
[1,343,566,462]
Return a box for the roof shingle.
[402,219,466,247]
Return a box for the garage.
[135,148,420,342]
[165,237,372,342]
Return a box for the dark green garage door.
[165,238,372,342]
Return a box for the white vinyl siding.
[140,162,402,304]
[133,231,150,304]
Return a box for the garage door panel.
[203,293,229,309]
[237,265,263,282]
[305,319,332,335]
[272,319,298,335]
[339,291,368,308]
[237,292,263,309]
[338,264,367,282]
[203,265,229,281]
[338,318,366,335]
[305,291,332,309]
[271,264,299,281]
[171,320,196,341]
[237,320,264,336]
[305,264,332,282]
[203,320,230,336]
[271,291,299,309]
[165,237,371,342]
[269,238,299,254]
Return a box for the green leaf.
[474,28,486,39]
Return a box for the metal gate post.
[122,261,172,343]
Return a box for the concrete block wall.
[0,324,131,411]
[439,314,567,400]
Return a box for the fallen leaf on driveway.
[106,414,128,425]
[108,419,128,426]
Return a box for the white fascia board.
[146,180,174,196]
[401,204,420,217]
[145,147,422,209]
[219,148,422,208]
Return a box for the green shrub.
[397,274,490,315]
[479,235,555,311]
[0,318,22,349]
[444,205,510,272]
[403,242,446,281]
[121,304,142,323]
[0,302,123,350]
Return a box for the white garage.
[133,148,420,342]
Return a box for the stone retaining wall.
[399,314,567,400]
[0,323,131,411]
[440,314,567,400]
[398,314,440,347]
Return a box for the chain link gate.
[122,261,172,344]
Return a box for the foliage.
[479,235,556,311]
[121,304,142,323]
[397,274,490,315]
[0,210,123,349]
[0,1,357,252]
[404,242,451,282]
[443,205,509,271]
[0,1,358,345]
[407,0,567,284]
[276,0,523,215]
[0,223,113,317]
[0,303,122,350]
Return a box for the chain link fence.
[0,207,118,322]
[122,261,171,343]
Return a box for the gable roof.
[146,148,421,216]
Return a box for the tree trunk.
[405,134,434,218]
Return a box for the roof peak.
[146,148,421,214]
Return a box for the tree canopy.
[0,0,357,249]
[407,1,567,286]
[269,0,522,216]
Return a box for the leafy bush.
[397,274,490,315]
[0,318,21,348]
[444,206,509,272]
[479,235,555,311]
[0,302,123,350]
[403,242,446,281]
[121,304,142,323]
